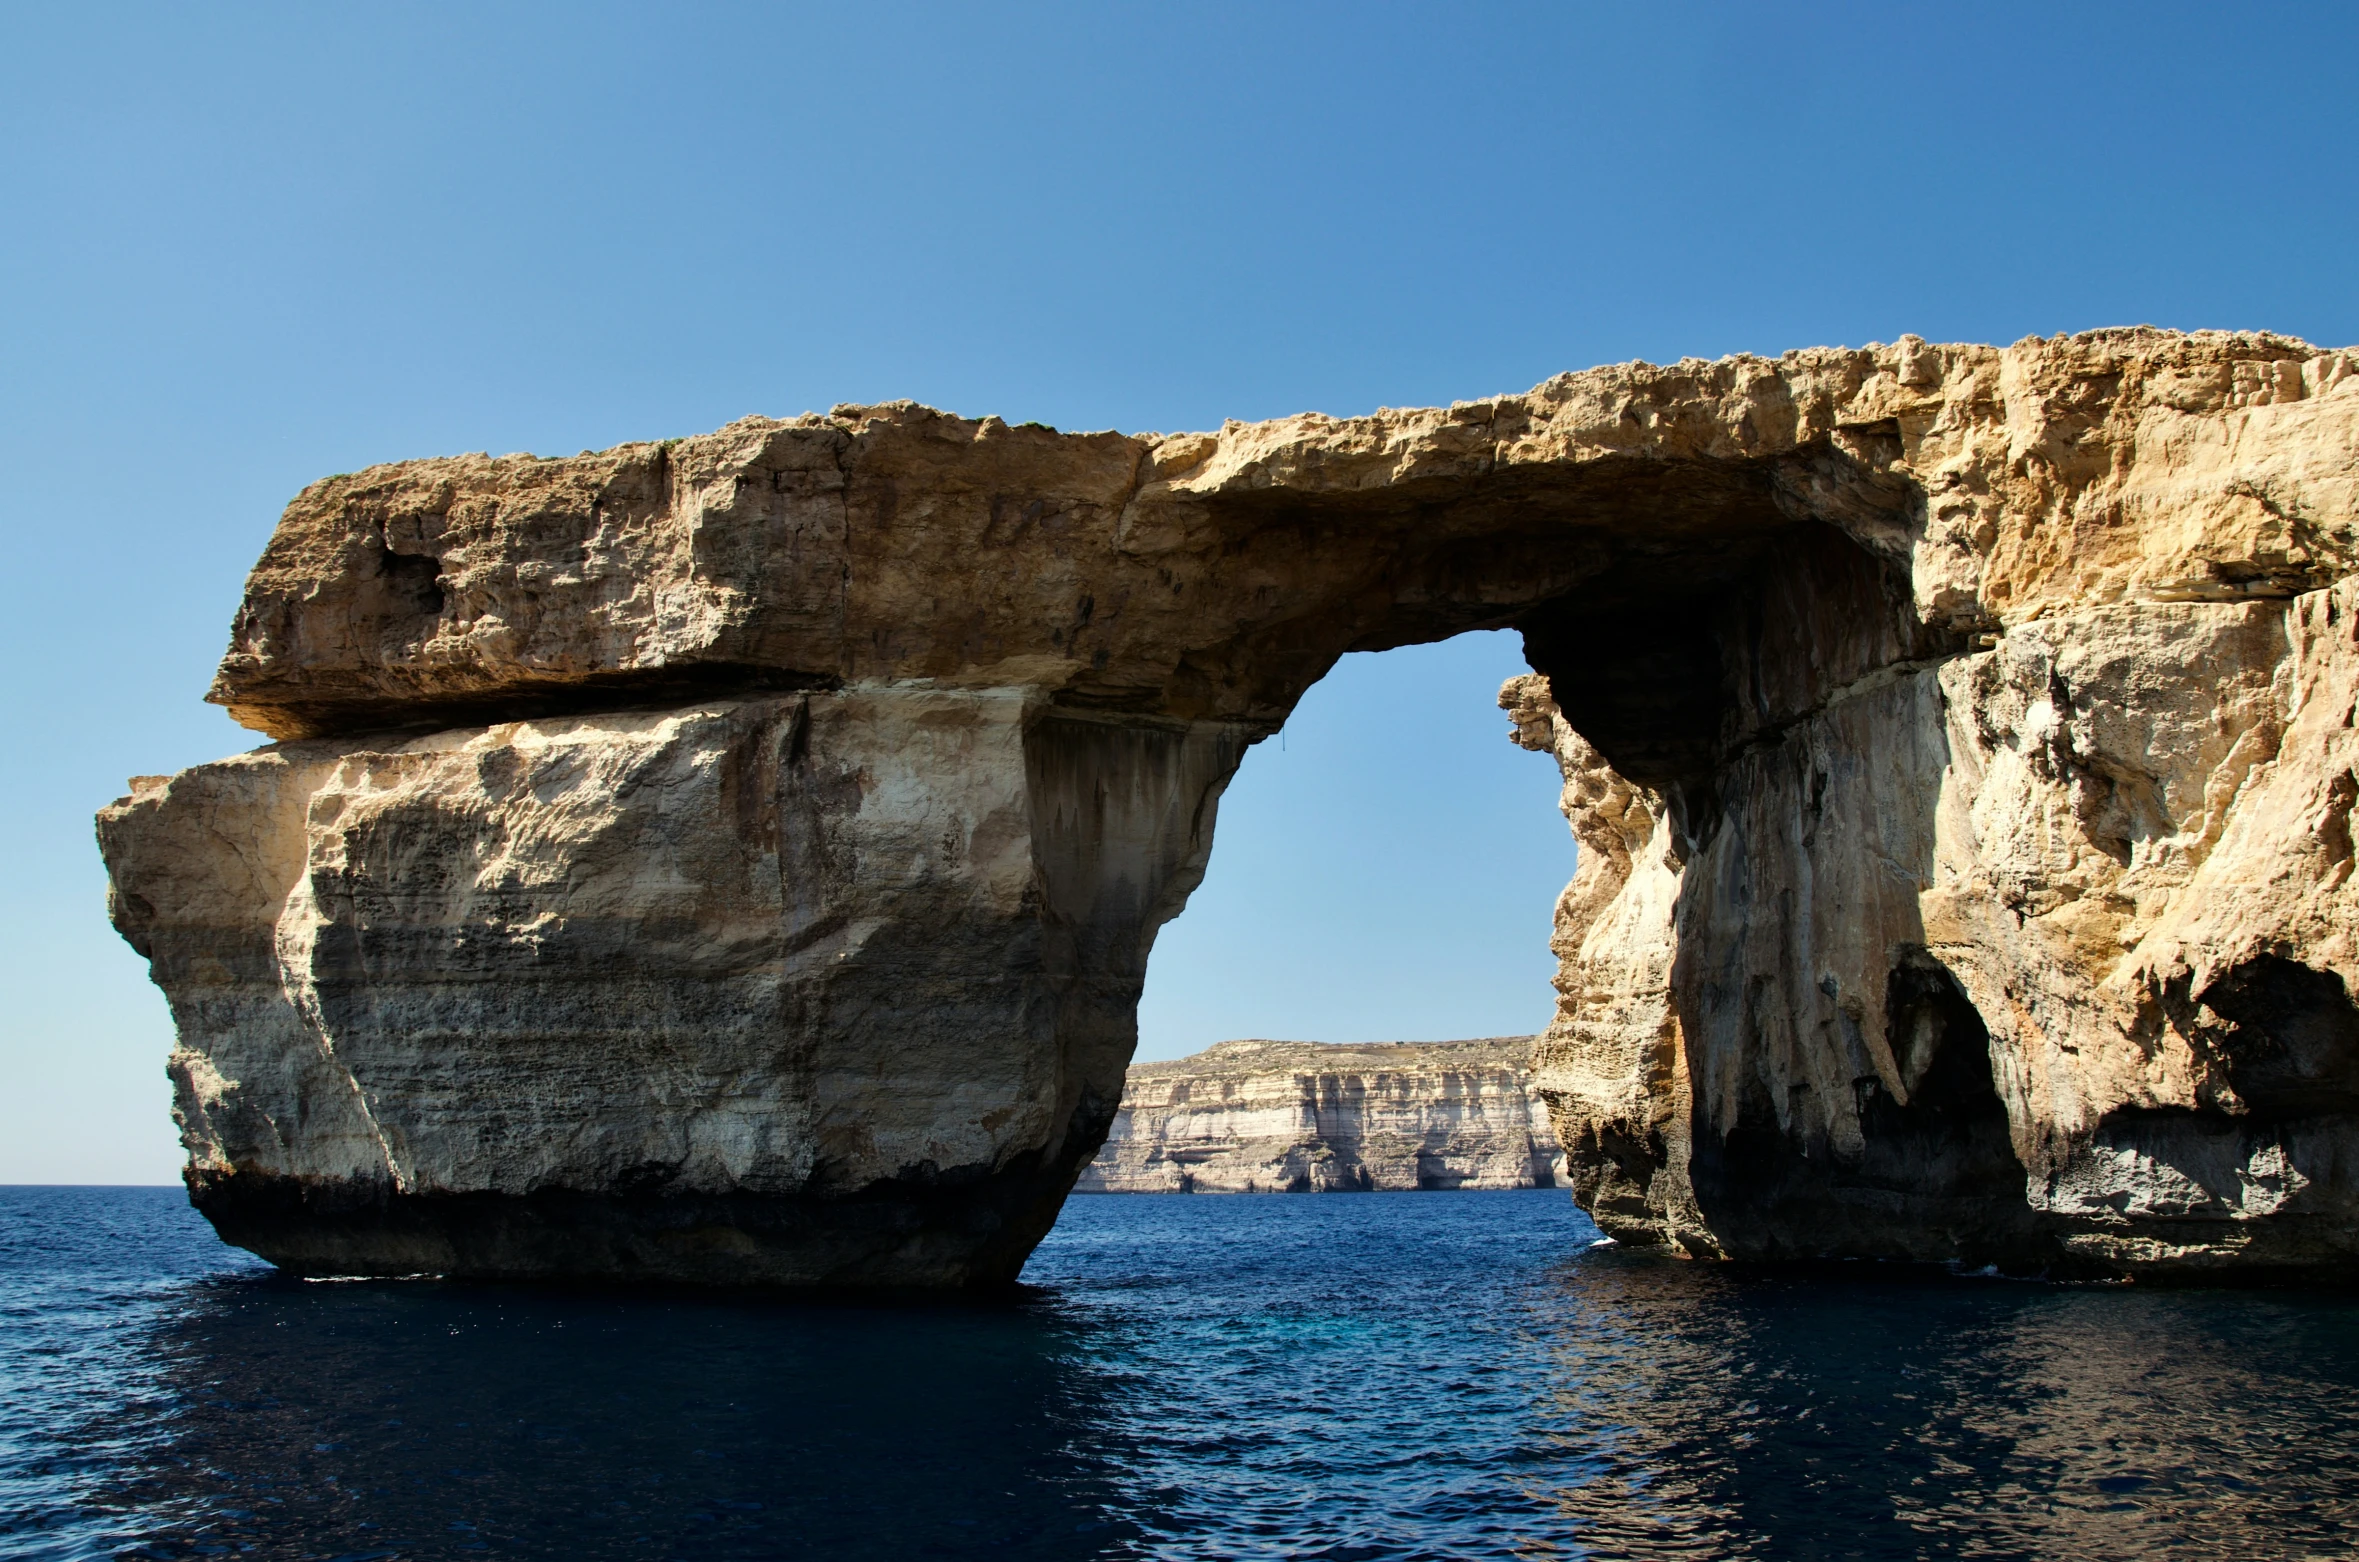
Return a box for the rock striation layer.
[100,327,2359,1284]
[100,695,1233,1284]
[1075,1038,1564,1194]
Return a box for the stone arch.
[101,329,2359,1283]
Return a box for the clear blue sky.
[3,3,2353,1182]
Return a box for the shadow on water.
[7,1187,2359,1560]
[3,1190,1140,1561]
[1520,1249,2359,1559]
[102,1278,1139,1560]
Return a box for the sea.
[2,1187,2356,1561]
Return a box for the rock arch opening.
[1089,632,1575,1197]
[1133,632,1570,1061]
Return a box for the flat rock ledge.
[1077,1037,1565,1194]
[99,328,2359,1285]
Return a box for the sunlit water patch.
[3,1186,2356,1559]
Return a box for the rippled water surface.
[5,1187,2359,1559]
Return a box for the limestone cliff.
[98,327,2359,1284]
[99,695,1237,1284]
[1075,1038,1564,1194]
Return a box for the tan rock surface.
[213,331,2358,744]
[100,693,1239,1284]
[1075,1038,1564,1194]
[100,327,2359,1283]
[1505,577,2359,1274]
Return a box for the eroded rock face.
[99,693,1240,1284]
[1076,1038,1564,1194]
[1503,577,2359,1277]
[100,327,2359,1283]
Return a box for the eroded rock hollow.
[100,329,2359,1283]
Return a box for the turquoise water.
[3,1186,2357,1559]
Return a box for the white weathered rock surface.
[100,327,2359,1283]
[99,693,1239,1284]
[1075,1038,1564,1194]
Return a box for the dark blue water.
[4,1189,2358,1560]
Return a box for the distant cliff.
[1077,1038,1565,1193]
